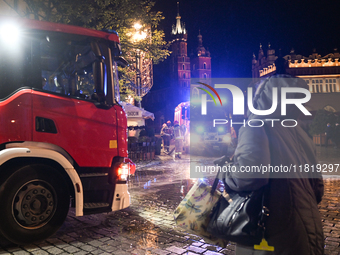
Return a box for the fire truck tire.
[0,164,70,245]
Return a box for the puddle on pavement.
[105,211,171,249]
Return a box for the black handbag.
[207,123,274,248]
[206,177,269,247]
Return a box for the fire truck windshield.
[0,25,117,106]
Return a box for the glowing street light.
[0,22,20,45]
[133,23,142,30]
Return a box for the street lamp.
[132,22,146,108]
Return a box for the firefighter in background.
[173,121,185,158]
[230,126,237,146]
[161,121,173,152]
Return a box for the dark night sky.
[153,0,340,81]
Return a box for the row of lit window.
[180,72,190,79]
[182,63,209,70]
[305,79,337,84]
[182,81,190,87]
[309,84,338,93]
[179,73,209,79]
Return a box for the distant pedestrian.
[230,126,237,146]
[325,123,335,147]
[333,123,340,148]
[173,121,184,159]
[161,121,173,152]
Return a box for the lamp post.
[136,49,141,108]
[132,23,146,108]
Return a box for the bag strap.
[211,123,272,190]
[211,164,227,195]
[259,123,272,234]
[210,123,272,201]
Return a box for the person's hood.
[248,74,310,120]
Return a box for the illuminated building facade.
[252,46,340,113]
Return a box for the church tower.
[170,2,191,102]
[191,31,211,83]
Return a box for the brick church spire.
[195,30,210,57]
[170,2,190,102]
[191,30,211,81]
[172,2,186,36]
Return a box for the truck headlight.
[223,134,231,143]
[191,133,201,144]
[196,126,204,133]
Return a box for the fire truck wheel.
[0,164,70,245]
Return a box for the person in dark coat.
[161,121,173,152]
[333,123,340,147]
[325,123,335,147]
[222,70,324,254]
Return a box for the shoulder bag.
[206,174,269,246]
[206,123,273,247]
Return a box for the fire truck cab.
[187,100,232,156]
[0,17,134,244]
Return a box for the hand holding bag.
[173,179,228,247]
[207,123,274,249]
[207,183,269,247]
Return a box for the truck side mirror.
[92,59,108,106]
[114,56,129,67]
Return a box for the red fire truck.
[0,17,135,244]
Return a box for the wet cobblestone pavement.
[0,146,339,254]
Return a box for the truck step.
[79,173,108,178]
[84,203,109,209]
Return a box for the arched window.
[183,56,185,62]
[183,64,185,70]
[183,73,186,79]
[192,87,199,98]
[203,62,207,69]
[203,73,207,79]
[324,105,336,112]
